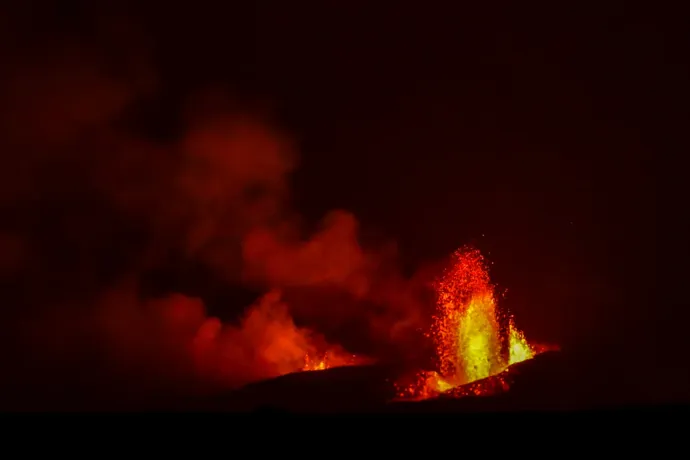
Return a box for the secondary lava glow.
[397,247,540,400]
[303,352,328,371]
[301,351,365,372]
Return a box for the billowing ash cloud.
[0,24,431,403]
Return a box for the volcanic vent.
[214,246,555,412]
[394,247,548,400]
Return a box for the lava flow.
[396,247,543,400]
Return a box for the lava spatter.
[397,247,541,400]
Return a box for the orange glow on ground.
[301,351,365,372]
[303,352,328,371]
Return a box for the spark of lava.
[396,247,538,400]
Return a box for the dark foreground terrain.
[2,350,688,412]
[190,351,662,412]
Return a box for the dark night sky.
[0,2,678,403]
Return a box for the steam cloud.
[0,26,431,404]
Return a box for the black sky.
[1,2,677,402]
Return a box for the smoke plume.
[0,24,430,405]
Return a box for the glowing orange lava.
[301,351,365,372]
[303,352,329,371]
[396,247,541,400]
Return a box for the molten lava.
[302,351,365,372]
[303,352,328,371]
[397,247,541,399]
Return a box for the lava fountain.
[397,247,541,399]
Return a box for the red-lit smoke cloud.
[0,26,431,401]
